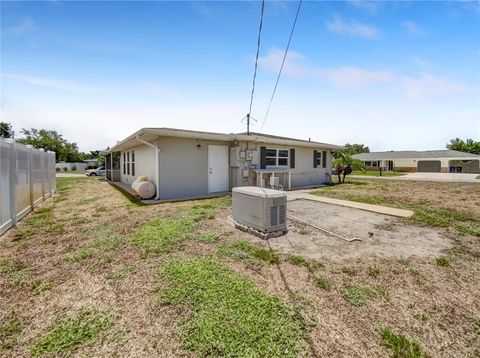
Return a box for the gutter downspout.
[136,135,161,200]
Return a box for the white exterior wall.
[230,141,332,189]
[120,143,157,186]
[157,137,231,200]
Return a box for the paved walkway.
[352,172,479,183]
[287,190,414,218]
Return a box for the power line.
[246,0,265,135]
[258,0,302,135]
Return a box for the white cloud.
[325,16,380,39]
[2,17,36,36]
[400,72,466,99]
[401,20,425,36]
[257,49,468,97]
[348,0,381,14]
[257,48,308,78]
[314,66,394,89]
[5,74,100,93]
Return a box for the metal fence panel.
[15,143,31,219]
[0,138,56,236]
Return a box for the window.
[372,161,378,167]
[123,152,126,174]
[365,161,372,166]
[266,148,289,167]
[131,150,135,176]
[315,151,322,166]
[127,151,130,175]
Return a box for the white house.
[102,127,343,200]
[353,150,480,173]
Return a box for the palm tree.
[333,152,366,184]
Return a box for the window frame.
[265,148,289,168]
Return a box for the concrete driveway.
[353,172,479,183]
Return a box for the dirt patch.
[246,199,452,261]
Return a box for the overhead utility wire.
[246,0,265,135]
[257,0,302,137]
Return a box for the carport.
[448,159,480,173]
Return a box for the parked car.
[86,166,106,176]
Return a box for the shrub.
[63,167,68,172]
[71,165,77,172]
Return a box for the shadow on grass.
[107,182,145,206]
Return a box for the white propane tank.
[131,178,156,199]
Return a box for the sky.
[1,0,479,152]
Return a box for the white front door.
[208,145,229,193]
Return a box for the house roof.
[102,127,344,153]
[353,150,480,160]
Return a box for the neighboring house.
[102,127,343,200]
[353,150,480,173]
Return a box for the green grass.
[157,258,306,357]
[31,280,53,295]
[217,240,280,264]
[314,276,331,290]
[0,258,34,284]
[476,175,480,180]
[0,311,23,351]
[378,326,428,358]
[184,196,231,221]
[129,218,197,255]
[66,235,122,263]
[341,284,389,307]
[13,205,65,240]
[194,232,221,243]
[435,256,450,267]
[351,171,406,177]
[288,255,323,272]
[106,265,135,282]
[31,308,119,357]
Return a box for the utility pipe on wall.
[135,135,161,200]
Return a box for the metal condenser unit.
[232,187,287,234]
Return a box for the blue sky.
[1,1,479,151]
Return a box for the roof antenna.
[241,115,257,135]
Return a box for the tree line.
[0,122,102,163]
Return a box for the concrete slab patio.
[287,191,414,218]
[248,199,451,261]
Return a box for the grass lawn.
[350,170,407,177]
[0,177,479,357]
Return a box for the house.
[102,128,343,200]
[353,150,480,173]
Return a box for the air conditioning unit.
[232,187,287,234]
